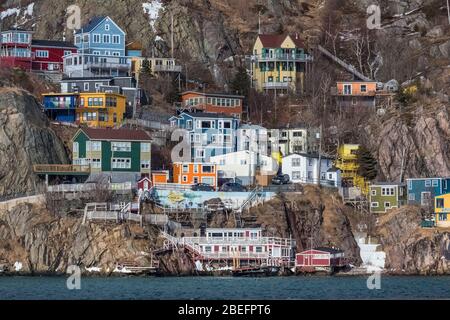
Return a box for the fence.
[47,182,133,193]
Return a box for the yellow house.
[435,193,450,228]
[252,34,311,94]
[335,144,369,195]
[131,57,181,82]
[76,92,126,128]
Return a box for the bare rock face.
[248,186,362,265]
[377,206,450,274]
[365,104,450,181]
[0,88,68,198]
[0,203,196,274]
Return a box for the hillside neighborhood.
[0,0,450,276]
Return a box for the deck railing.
[33,164,91,173]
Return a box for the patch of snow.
[113,267,133,274]
[0,8,20,20]
[25,3,34,17]
[365,265,383,273]
[85,266,102,273]
[143,1,163,31]
[155,35,164,42]
[14,261,23,272]
[195,260,204,272]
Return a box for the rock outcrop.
[377,206,450,274]
[0,88,68,198]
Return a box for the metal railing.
[262,82,290,89]
[255,53,312,62]
[33,164,91,173]
[47,182,133,193]
[153,65,182,72]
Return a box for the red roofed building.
[252,34,311,94]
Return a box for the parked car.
[272,174,290,185]
[191,183,215,191]
[220,182,247,192]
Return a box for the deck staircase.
[317,45,373,82]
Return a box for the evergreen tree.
[356,146,378,181]
[140,58,152,76]
[230,66,250,97]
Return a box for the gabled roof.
[314,247,344,254]
[75,128,151,141]
[31,39,77,49]
[181,112,237,120]
[75,16,125,35]
[257,34,305,48]
[284,153,334,160]
[181,91,245,99]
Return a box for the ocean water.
[0,276,449,300]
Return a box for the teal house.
[72,127,151,182]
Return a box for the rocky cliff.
[376,206,450,274]
[0,88,68,198]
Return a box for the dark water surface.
[1,276,449,300]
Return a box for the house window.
[292,171,301,180]
[292,131,303,137]
[343,84,352,95]
[93,34,101,43]
[141,160,150,169]
[193,177,199,184]
[385,202,391,208]
[64,50,72,56]
[93,51,100,55]
[113,52,120,56]
[196,149,205,158]
[436,198,444,208]
[112,35,120,44]
[193,165,199,173]
[141,143,151,152]
[360,84,367,93]
[182,164,189,173]
[202,177,214,185]
[408,193,415,201]
[73,142,79,153]
[432,180,439,187]
[425,180,431,187]
[103,34,110,43]
[87,141,101,152]
[84,83,89,91]
[90,159,101,168]
[371,202,379,208]
[111,142,131,152]
[182,175,188,183]
[371,189,376,196]
[105,24,110,31]
[202,165,214,173]
[292,158,301,167]
[408,180,412,190]
[35,50,49,58]
[112,158,131,169]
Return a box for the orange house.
[180,91,244,119]
[335,81,377,108]
[173,162,218,188]
[152,171,170,185]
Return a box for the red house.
[295,247,345,271]
[137,176,152,191]
[0,28,33,70]
[180,91,244,119]
[31,40,77,72]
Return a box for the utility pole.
[316,124,323,186]
[171,11,174,59]
[447,0,450,25]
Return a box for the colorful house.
[407,178,450,208]
[72,127,151,180]
[435,193,450,228]
[369,183,407,214]
[333,81,377,108]
[42,93,79,122]
[252,34,312,94]
[172,162,218,188]
[0,28,33,70]
[131,56,181,81]
[64,16,131,77]
[335,144,368,195]
[169,112,239,162]
[31,39,77,72]
[295,248,345,272]
[76,92,126,127]
[152,171,170,185]
[179,91,244,118]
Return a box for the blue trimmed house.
[63,16,132,78]
[169,112,239,162]
[406,178,450,208]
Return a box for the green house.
[72,128,151,178]
[369,183,407,213]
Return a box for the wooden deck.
[33,164,90,175]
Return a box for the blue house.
[74,16,126,56]
[64,16,131,78]
[170,112,239,162]
[406,178,450,207]
[42,93,79,122]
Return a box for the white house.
[268,127,319,156]
[237,124,268,154]
[282,153,340,187]
[210,150,278,186]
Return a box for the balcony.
[255,53,312,63]
[153,64,182,72]
[262,82,290,89]
[33,164,91,175]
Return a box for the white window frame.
[371,202,379,208]
[141,143,151,153]
[35,50,49,58]
[93,34,101,43]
